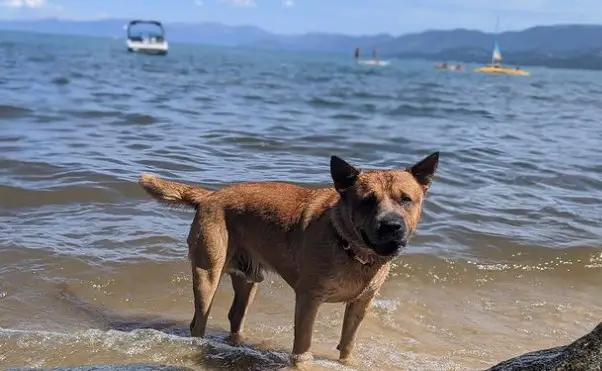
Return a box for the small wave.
[69,71,88,79]
[0,172,146,208]
[64,109,123,119]
[121,113,160,125]
[307,97,345,108]
[349,91,393,100]
[193,95,214,102]
[51,77,70,85]
[0,328,293,371]
[91,92,135,100]
[251,82,286,90]
[0,104,32,118]
[387,103,437,118]
[329,113,364,120]
[241,94,265,102]
[0,184,119,207]
[528,94,554,102]
[388,103,493,118]
[27,55,56,63]
[303,75,333,83]
[0,324,362,371]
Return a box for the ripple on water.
[51,77,70,85]
[0,104,32,118]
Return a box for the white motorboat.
[125,20,168,55]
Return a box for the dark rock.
[486,322,602,371]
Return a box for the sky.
[1,0,602,35]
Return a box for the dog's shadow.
[56,284,338,371]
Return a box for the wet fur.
[138,152,439,364]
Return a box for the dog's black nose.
[376,213,405,237]
[377,220,403,235]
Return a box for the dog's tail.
[138,173,211,208]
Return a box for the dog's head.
[330,152,439,258]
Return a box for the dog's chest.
[321,264,390,303]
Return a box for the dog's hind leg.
[188,217,228,338]
[189,254,226,337]
[227,273,258,336]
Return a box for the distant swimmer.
[354,47,360,61]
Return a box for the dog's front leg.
[291,292,321,363]
[336,296,373,362]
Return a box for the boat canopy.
[126,20,165,39]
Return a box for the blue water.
[1,30,601,371]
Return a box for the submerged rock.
[486,322,602,371]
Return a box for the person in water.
[354,47,360,61]
[372,48,378,62]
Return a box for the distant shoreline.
[2,20,602,72]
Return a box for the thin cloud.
[444,0,602,14]
[232,0,256,7]
[217,0,256,6]
[194,0,203,6]
[0,0,46,8]
[283,0,294,8]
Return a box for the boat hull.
[126,40,168,55]
[475,66,529,76]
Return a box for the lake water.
[0,31,601,371]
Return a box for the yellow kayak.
[475,65,530,76]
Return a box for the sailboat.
[475,18,529,76]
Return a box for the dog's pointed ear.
[408,152,439,191]
[330,155,360,192]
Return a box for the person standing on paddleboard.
[372,48,378,63]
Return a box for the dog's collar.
[336,233,369,265]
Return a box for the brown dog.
[138,152,439,363]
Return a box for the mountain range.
[1,19,602,70]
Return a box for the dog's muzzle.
[359,212,409,256]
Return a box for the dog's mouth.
[358,228,407,256]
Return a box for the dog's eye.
[400,194,413,204]
[359,193,378,209]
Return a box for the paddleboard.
[357,59,390,66]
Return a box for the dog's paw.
[337,344,355,365]
[338,356,357,366]
[291,351,313,364]
[225,332,244,346]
